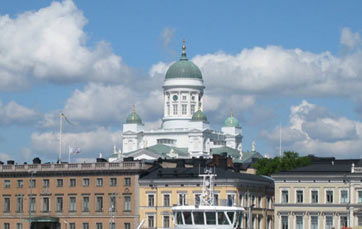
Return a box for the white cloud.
[31,127,120,160]
[0,100,40,125]
[263,100,362,158]
[161,27,175,48]
[0,0,132,91]
[341,27,361,49]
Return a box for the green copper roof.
[191,110,208,122]
[126,107,142,124]
[210,146,241,158]
[165,41,203,80]
[224,113,240,127]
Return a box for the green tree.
[253,151,310,176]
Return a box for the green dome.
[191,110,208,122]
[224,114,239,127]
[126,109,142,124]
[165,41,203,80]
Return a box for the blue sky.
[1,0,362,163]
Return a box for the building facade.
[138,161,274,229]
[0,160,150,229]
[272,158,362,229]
[119,42,243,160]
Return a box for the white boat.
[172,169,244,229]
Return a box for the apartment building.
[138,159,274,229]
[0,160,150,229]
[272,157,362,229]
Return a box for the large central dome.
[165,42,203,80]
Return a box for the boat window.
[183,212,192,225]
[193,212,205,225]
[227,212,235,224]
[218,212,229,225]
[176,212,183,225]
[206,212,216,225]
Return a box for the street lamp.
[28,170,36,229]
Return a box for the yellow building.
[138,161,274,229]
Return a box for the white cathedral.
[111,42,251,161]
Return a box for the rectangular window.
[30,179,36,188]
[340,216,348,227]
[96,178,103,187]
[340,190,348,203]
[110,196,116,212]
[163,194,170,207]
[56,179,63,187]
[281,215,288,229]
[30,197,36,212]
[83,178,90,187]
[258,196,262,208]
[42,197,50,212]
[214,194,219,206]
[17,180,24,188]
[267,197,272,208]
[4,223,10,229]
[69,223,75,229]
[190,104,195,115]
[96,223,102,229]
[163,215,170,228]
[182,104,187,115]
[167,104,170,116]
[195,194,201,206]
[124,196,131,211]
[311,190,318,203]
[326,216,333,229]
[82,223,89,229]
[179,193,186,205]
[43,179,50,188]
[358,191,362,203]
[326,191,333,203]
[148,194,155,207]
[239,194,243,206]
[110,178,117,186]
[4,197,10,212]
[4,180,10,188]
[56,197,63,212]
[358,216,362,226]
[69,179,76,187]
[109,223,115,229]
[228,194,235,206]
[82,196,90,212]
[16,196,23,213]
[182,95,187,100]
[311,216,318,229]
[296,216,303,229]
[296,190,303,203]
[96,196,103,212]
[173,104,178,115]
[69,196,76,212]
[124,223,131,229]
[282,190,289,203]
[148,216,155,228]
[124,177,131,186]
[16,223,22,229]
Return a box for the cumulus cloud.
[0,0,132,91]
[341,27,361,49]
[31,127,120,159]
[0,100,40,125]
[262,100,362,158]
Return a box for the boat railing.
[174,198,239,207]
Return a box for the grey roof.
[140,167,274,185]
[124,144,189,159]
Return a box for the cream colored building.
[138,161,274,229]
[272,158,362,229]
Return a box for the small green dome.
[191,110,208,122]
[126,109,142,124]
[165,41,203,80]
[224,113,239,127]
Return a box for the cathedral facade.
[119,42,243,160]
